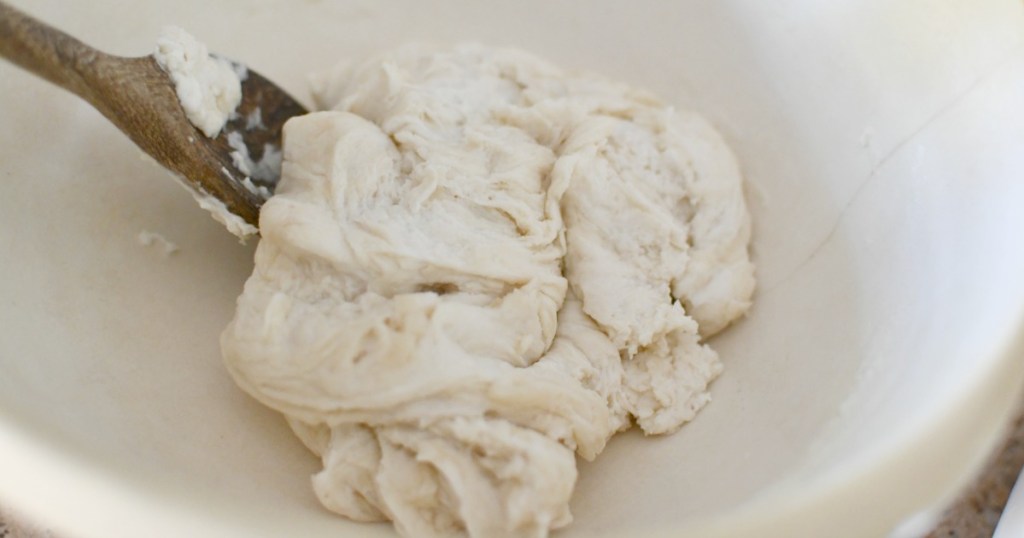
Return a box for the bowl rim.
[1,302,1022,538]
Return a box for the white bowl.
[2,0,1024,536]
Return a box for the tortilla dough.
[154,26,241,138]
[221,44,754,538]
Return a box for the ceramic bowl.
[2,1,1023,536]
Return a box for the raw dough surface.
[154,26,241,138]
[221,44,754,538]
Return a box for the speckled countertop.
[926,407,1024,538]
[3,408,1023,538]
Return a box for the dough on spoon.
[221,43,754,538]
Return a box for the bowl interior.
[2,1,1024,537]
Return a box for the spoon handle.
[0,1,110,105]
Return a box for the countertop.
[926,407,1024,538]
[3,408,1023,538]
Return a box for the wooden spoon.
[0,1,308,230]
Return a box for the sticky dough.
[221,44,755,538]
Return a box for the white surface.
[995,468,1024,538]
[1,0,1024,537]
